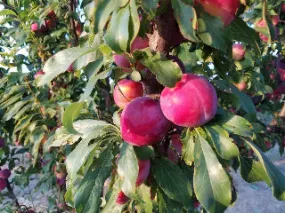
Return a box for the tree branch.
[149,0,185,54]
[69,0,78,46]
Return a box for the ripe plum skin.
[136,160,151,186]
[232,43,245,61]
[116,159,150,205]
[160,74,218,128]
[195,0,240,26]
[113,79,144,108]
[131,37,149,53]
[121,97,170,146]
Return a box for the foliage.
[0,0,285,212]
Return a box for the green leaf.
[171,0,199,42]
[197,8,229,52]
[66,127,110,181]
[221,115,253,138]
[138,51,182,87]
[239,156,270,185]
[205,125,239,160]
[0,9,17,17]
[105,6,130,53]
[80,68,110,101]
[194,133,232,213]
[73,119,111,135]
[225,18,260,55]
[137,184,153,213]
[50,28,69,39]
[48,127,80,147]
[134,146,155,160]
[142,0,159,17]
[14,104,32,120]
[1,85,26,103]
[65,183,75,207]
[152,157,192,207]
[234,91,256,115]
[63,102,86,134]
[243,139,285,201]
[129,0,140,45]
[84,58,104,79]
[74,146,113,213]
[101,178,124,213]
[172,43,198,71]
[3,99,30,121]
[213,108,253,138]
[181,128,195,166]
[118,142,138,198]
[38,47,95,86]
[105,1,139,53]
[254,1,276,43]
[31,129,45,166]
[214,80,256,115]
[157,189,183,213]
[0,93,23,109]
[94,0,129,33]
[14,114,34,133]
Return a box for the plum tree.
[31,23,39,32]
[113,79,144,108]
[136,160,151,186]
[232,43,245,61]
[195,0,240,26]
[130,37,149,53]
[116,191,130,205]
[256,15,280,28]
[277,59,285,81]
[113,54,131,72]
[1,0,285,212]
[235,80,247,91]
[67,64,74,73]
[116,159,150,204]
[0,179,7,191]
[0,169,11,179]
[113,37,149,72]
[45,19,56,29]
[160,74,218,127]
[34,70,45,79]
[121,97,170,146]
[167,134,182,164]
[255,15,279,42]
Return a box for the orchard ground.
[2,145,285,213]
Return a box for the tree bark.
[148,0,185,54]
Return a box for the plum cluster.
[113,34,218,203]
[31,11,57,35]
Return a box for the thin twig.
[6,180,20,207]
[69,0,78,46]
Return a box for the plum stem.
[167,55,186,74]
[145,93,161,100]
